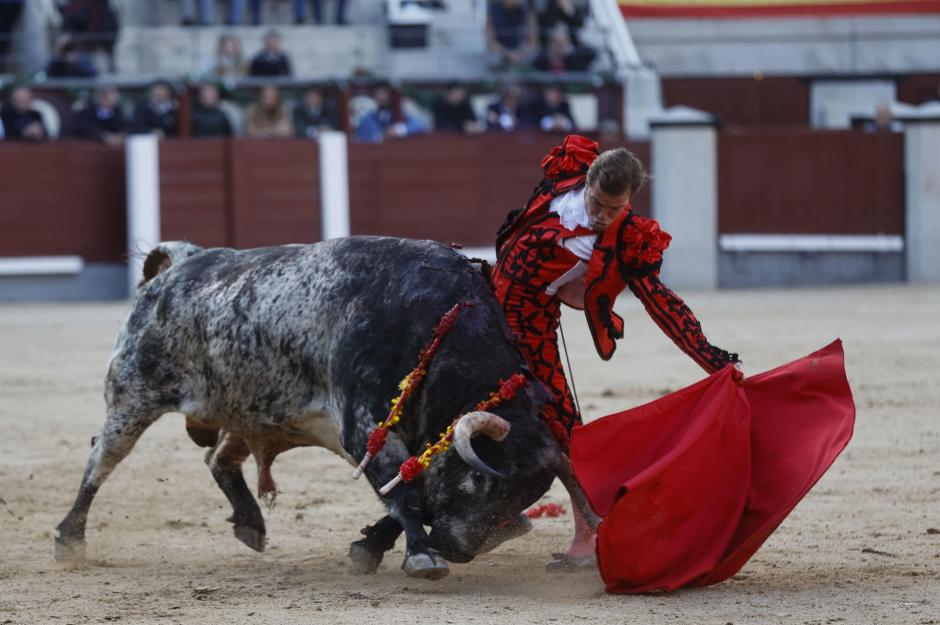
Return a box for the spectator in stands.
[533,23,593,72]
[249,30,292,77]
[864,104,902,133]
[181,0,213,26]
[46,35,98,77]
[0,0,23,74]
[486,0,536,71]
[536,0,594,71]
[245,84,294,138]
[191,83,233,137]
[292,86,338,138]
[58,0,119,73]
[228,0,263,25]
[0,85,48,142]
[432,82,482,134]
[355,84,425,143]
[202,33,246,86]
[537,0,582,48]
[486,83,526,132]
[73,85,125,145]
[294,0,348,25]
[131,81,179,137]
[528,83,574,132]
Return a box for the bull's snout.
[428,526,478,563]
[431,544,475,564]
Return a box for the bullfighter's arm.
[627,274,739,374]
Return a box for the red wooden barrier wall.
[348,133,650,247]
[662,77,811,127]
[718,129,904,234]
[0,131,902,267]
[0,142,125,262]
[160,139,321,249]
[160,140,231,248]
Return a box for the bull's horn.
[453,411,511,479]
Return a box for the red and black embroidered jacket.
[493,134,738,373]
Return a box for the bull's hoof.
[233,525,266,552]
[478,514,533,554]
[348,540,384,575]
[53,536,86,562]
[402,552,450,580]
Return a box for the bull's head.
[417,405,564,563]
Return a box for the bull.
[54,236,595,579]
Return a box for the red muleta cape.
[570,340,855,593]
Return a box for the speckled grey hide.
[56,236,563,577]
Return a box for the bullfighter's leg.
[512,325,597,566]
[348,514,403,574]
[54,409,162,561]
[548,454,601,570]
[205,431,267,552]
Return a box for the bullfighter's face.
[585,182,630,233]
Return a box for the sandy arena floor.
[0,285,938,624]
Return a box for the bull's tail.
[139,241,204,288]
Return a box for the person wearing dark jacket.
[46,37,98,78]
[249,30,292,77]
[534,1,595,72]
[292,86,337,138]
[537,0,586,48]
[73,85,125,145]
[432,83,482,134]
[191,83,232,137]
[59,0,119,72]
[0,0,23,73]
[528,84,575,132]
[1,86,47,141]
[486,83,528,132]
[131,81,179,137]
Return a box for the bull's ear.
[138,241,204,288]
[140,250,171,286]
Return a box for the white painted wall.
[904,120,940,283]
[651,115,718,290]
[629,16,940,77]
[810,80,897,129]
[318,131,351,241]
[125,135,161,296]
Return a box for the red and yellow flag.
[618,0,940,17]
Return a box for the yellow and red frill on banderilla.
[397,372,528,484]
[350,301,531,493]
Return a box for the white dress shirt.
[545,188,597,296]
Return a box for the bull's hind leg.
[205,431,267,552]
[54,409,161,561]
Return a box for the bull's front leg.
[348,515,402,575]
[383,483,449,580]
[364,440,449,580]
